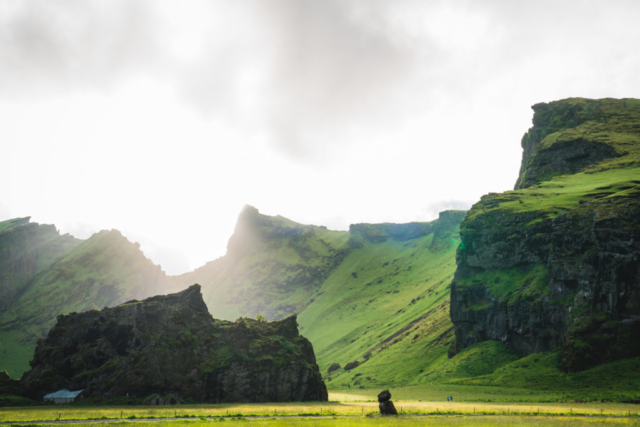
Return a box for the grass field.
[1,416,639,427]
[2,391,640,423]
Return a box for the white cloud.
[3,0,640,273]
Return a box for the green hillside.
[299,218,461,389]
[172,207,467,390]
[0,223,170,378]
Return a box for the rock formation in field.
[20,284,328,403]
[450,98,640,371]
[378,389,398,415]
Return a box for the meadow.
[2,417,638,427]
[2,389,640,426]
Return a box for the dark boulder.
[378,389,398,415]
[327,363,341,373]
[344,361,360,370]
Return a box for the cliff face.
[21,285,327,403]
[450,98,640,371]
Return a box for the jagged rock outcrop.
[20,284,327,402]
[450,98,640,371]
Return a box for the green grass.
[0,330,36,378]
[1,416,638,426]
[466,167,640,225]
[2,401,640,426]
[299,231,460,388]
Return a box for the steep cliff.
[21,285,327,403]
[450,98,640,371]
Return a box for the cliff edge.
[450,98,640,371]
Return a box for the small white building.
[43,389,84,404]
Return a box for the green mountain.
[172,207,467,389]
[450,98,640,372]
[170,206,352,321]
[0,220,170,378]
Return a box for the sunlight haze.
[3,0,640,274]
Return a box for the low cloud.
[419,200,475,222]
[0,0,159,98]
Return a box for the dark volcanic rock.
[20,284,328,402]
[377,389,398,415]
[0,371,20,395]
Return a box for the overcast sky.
[2,0,640,275]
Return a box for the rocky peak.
[514,98,638,189]
[226,206,316,258]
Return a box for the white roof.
[43,389,84,399]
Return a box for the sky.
[2,0,640,275]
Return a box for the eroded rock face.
[20,285,328,402]
[515,98,619,189]
[450,98,640,371]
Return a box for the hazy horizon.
[3,0,640,274]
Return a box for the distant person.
[447,396,450,401]
[451,396,453,401]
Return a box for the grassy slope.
[420,341,640,402]
[298,227,460,389]
[0,229,168,378]
[171,208,465,391]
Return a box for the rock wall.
[20,284,328,402]
[450,98,640,371]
